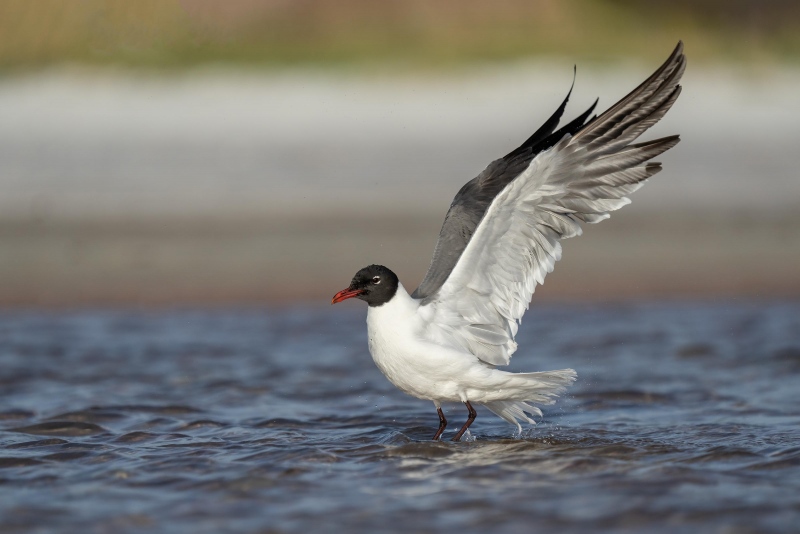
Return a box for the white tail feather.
[482,368,576,432]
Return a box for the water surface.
[1,301,799,532]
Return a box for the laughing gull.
[332,42,685,441]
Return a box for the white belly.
[358,286,577,429]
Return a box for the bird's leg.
[451,401,477,442]
[432,406,447,441]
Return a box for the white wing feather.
[418,45,685,366]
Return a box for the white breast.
[365,283,467,402]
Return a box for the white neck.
[367,282,418,318]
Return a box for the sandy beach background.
[0,1,798,306]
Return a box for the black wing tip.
[503,68,577,160]
[584,98,600,120]
[509,97,599,161]
[504,41,684,163]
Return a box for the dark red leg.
[451,401,477,442]
[432,406,447,441]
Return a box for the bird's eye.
[372,276,381,284]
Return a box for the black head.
[331,265,399,307]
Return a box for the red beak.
[331,287,364,304]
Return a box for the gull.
[332,42,685,441]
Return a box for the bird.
[332,42,686,441]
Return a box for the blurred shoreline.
[2,64,799,307]
[2,211,798,307]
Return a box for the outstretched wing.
[412,74,598,301]
[416,42,686,366]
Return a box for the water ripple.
[0,302,798,533]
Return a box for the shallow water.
[1,301,799,533]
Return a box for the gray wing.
[416,42,685,366]
[411,79,598,300]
